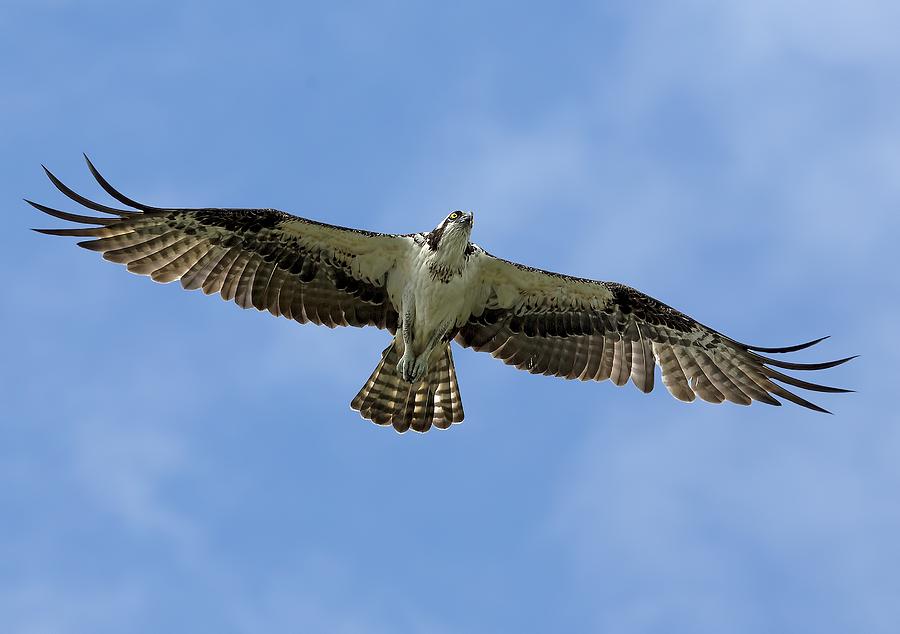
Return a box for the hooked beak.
[463,211,474,227]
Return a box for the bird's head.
[426,210,474,253]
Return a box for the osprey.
[30,157,853,432]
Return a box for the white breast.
[386,243,483,353]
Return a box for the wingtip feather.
[82,154,163,212]
[743,335,830,353]
[754,353,857,371]
[40,162,136,216]
[25,198,116,225]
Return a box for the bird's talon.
[411,357,428,383]
[397,354,428,383]
[397,354,415,383]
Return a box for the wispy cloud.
[72,417,201,551]
[550,404,900,633]
[0,580,146,634]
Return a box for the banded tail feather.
[351,342,464,433]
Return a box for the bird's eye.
[448,211,461,220]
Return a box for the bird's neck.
[425,234,471,282]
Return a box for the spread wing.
[29,156,408,331]
[457,252,854,413]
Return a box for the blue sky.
[1,1,898,632]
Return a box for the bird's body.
[388,227,478,368]
[30,157,854,432]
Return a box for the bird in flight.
[30,157,853,432]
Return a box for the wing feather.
[568,335,591,380]
[220,250,252,302]
[653,343,695,402]
[610,334,631,387]
[235,255,262,309]
[31,157,408,332]
[579,336,604,381]
[595,334,616,382]
[202,248,241,296]
[631,322,655,394]
[130,237,198,276]
[693,348,752,405]
[263,267,289,317]
[181,246,228,291]
[455,251,852,412]
[154,242,210,284]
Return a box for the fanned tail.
[350,341,464,433]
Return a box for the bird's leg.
[396,292,418,382]
[406,320,452,383]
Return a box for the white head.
[426,210,474,258]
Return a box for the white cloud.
[226,553,432,634]
[549,406,900,633]
[72,416,203,556]
[722,0,900,65]
[0,579,146,634]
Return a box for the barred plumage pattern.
[29,157,402,332]
[456,297,854,413]
[351,343,464,433]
